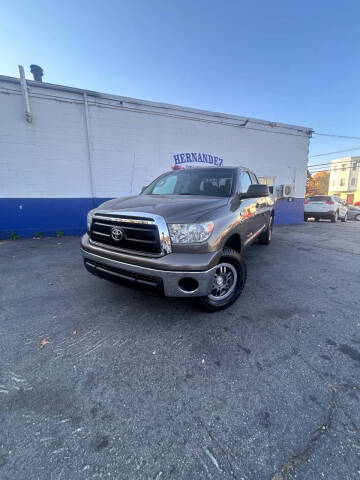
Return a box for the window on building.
[342,164,346,171]
[340,178,345,186]
[351,178,356,186]
[258,176,275,194]
[353,162,357,170]
[332,180,335,187]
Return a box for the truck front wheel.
[199,248,247,312]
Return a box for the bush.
[9,231,20,240]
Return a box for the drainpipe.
[83,92,96,204]
[18,65,32,123]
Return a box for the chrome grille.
[90,214,161,255]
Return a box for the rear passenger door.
[249,171,269,229]
[239,171,263,242]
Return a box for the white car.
[304,195,348,223]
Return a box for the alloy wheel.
[208,263,237,301]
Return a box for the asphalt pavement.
[1,221,359,480]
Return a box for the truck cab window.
[249,172,258,184]
[240,171,252,193]
[151,174,178,194]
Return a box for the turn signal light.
[327,201,335,205]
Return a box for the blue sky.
[1,0,359,165]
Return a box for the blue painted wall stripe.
[0,197,304,239]
[0,198,110,239]
[274,198,304,225]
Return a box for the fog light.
[178,277,199,293]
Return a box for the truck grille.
[90,214,161,255]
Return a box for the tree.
[306,171,330,196]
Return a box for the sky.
[1,0,360,166]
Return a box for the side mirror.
[241,184,270,199]
[140,185,148,194]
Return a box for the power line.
[308,165,359,174]
[309,158,355,168]
[310,147,360,158]
[308,159,359,169]
[313,132,360,140]
[309,166,356,173]
[309,162,358,171]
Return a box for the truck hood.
[96,195,229,223]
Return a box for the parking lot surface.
[1,222,360,480]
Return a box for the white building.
[0,73,312,238]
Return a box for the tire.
[331,211,338,223]
[258,216,273,245]
[355,214,360,222]
[304,216,308,222]
[315,218,320,222]
[199,248,247,312]
[341,213,347,223]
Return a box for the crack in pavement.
[195,416,237,479]
[271,384,360,480]
[271,387,338,480]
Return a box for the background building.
[328,156,360,204]
[0,74,312,238]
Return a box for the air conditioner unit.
[280,184,294,198]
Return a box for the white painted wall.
[0,76,311,200]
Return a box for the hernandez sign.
[173,152,224,168]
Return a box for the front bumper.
[81,235,218,297]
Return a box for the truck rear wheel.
[199,248,247,312]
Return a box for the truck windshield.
[143,168,235,197]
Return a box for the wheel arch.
[224,233,242,253]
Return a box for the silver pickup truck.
[81,167,274,311]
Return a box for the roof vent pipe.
[30,64,44,82]
[18,65,32,123]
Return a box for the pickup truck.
[81,167,274,311]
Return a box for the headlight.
[87,211,94,233]
[168,222,214,244]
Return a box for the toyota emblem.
[111,227,124,241]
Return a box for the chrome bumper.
[81,248,217,297]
